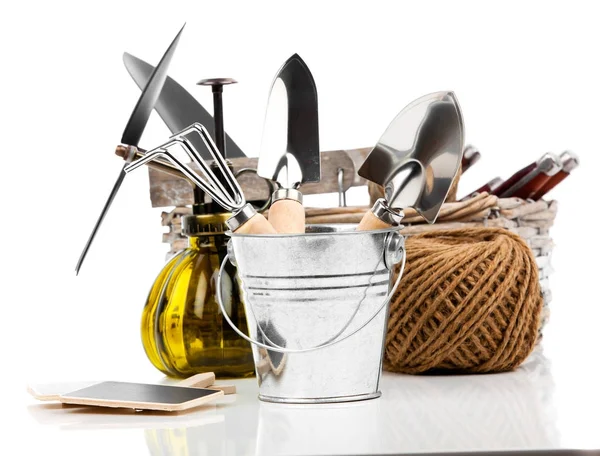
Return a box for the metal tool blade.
[75,25,184,275]
[358,91,464,223]
[123,53,245,159]
[121,26,185,146]
[258,53,320,189]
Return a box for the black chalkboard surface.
[60,381,223,412]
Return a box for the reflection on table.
[28,349,559,455]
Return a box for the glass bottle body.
[141,232,254,378]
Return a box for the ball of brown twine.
[385,227,543,374]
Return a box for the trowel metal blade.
[257,54,320,189]
[358,91,464,223]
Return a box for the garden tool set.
[116,89,464,236]
[70,25,578,406]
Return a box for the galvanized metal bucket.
[216,224,405,403]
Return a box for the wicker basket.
[160,191,556,337]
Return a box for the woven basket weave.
[160,191,556,337]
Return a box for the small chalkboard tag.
[28,381,98,401]
[59,381,223,412]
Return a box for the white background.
[1,0,599,454]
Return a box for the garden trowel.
[257,53,320,233]
[357,91,464,230]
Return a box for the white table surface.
[18,348,600,455]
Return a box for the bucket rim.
[228,223,403,238]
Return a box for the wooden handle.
[513,174,553,199]
[530,171,569,200]
[493,161,536,196]
[234,212,277,235]
[268,199,306,234]
[178,372,215,388]
[207,384,236,395]
[356,210,393,231]
[177,373,235,394]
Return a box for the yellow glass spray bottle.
[141,77,256,378]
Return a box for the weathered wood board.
[148,147,371,208]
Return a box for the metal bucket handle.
[216,243,406,354]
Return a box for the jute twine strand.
[384,227,543,374]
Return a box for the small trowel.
[257,54,320,233]
[357,91,464,231]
